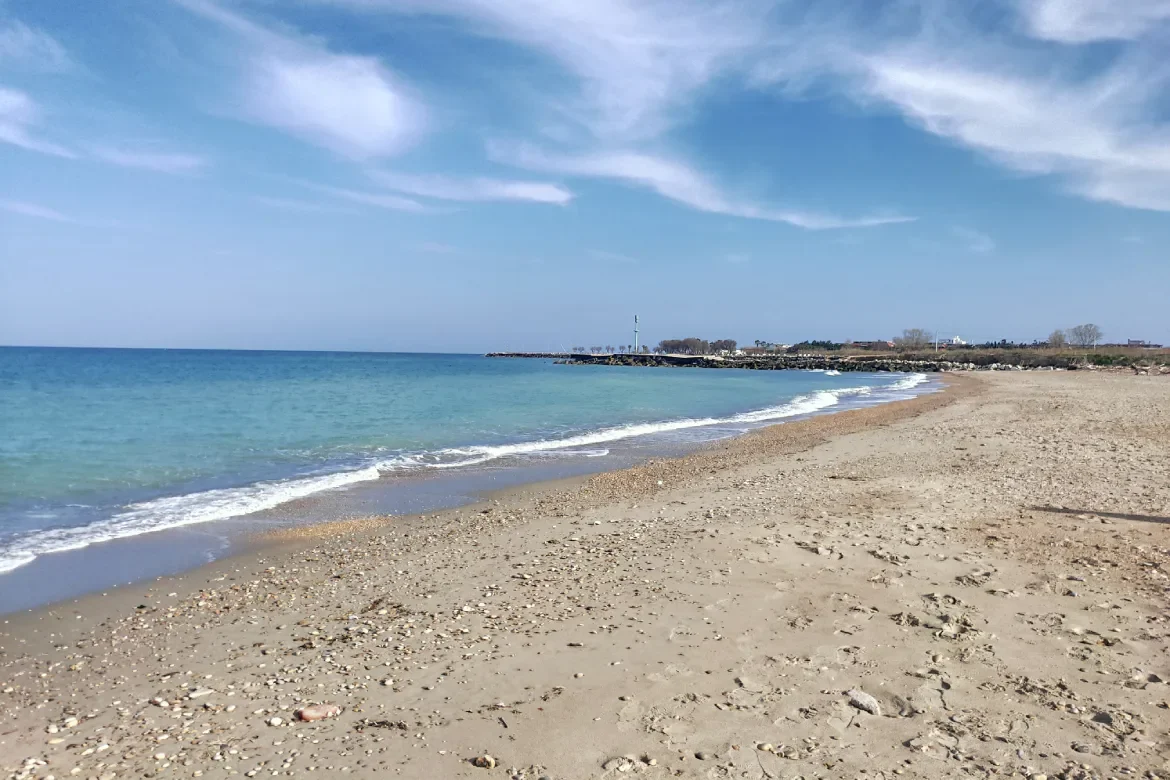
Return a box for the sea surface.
[0,347,932,611]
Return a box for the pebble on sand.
[473,755,496,768]
[295,704,342,722]
[847,689,881,716]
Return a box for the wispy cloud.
[176,0,426,158]
[490,142,914,230]
[0,87,206,175]
[1022,0,1170,42]
[252,195,356,214]
[854,53,1170,211]
[747,2,1170,213]
[314,0,912,224]
[89,145,209,175]
[369,171,573,204]
[0,85,76,158]
[315,0,766,143]
[954,226,996,254]
[0,20,73,72]
[0,199,77,223]
[309,183,437,213]
[414,241,457,254]
[588,249,639,264]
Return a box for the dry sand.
[2,371,1168,780]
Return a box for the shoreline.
[0,370,938,614]
[4,371,1168,780]
[0,374,957,621]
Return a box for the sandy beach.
[2,371,1167,780]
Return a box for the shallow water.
[0,347,933,610]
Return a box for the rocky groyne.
[551,353,1014,372]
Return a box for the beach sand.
[2,371,1168,780]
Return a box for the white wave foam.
[0,373,930,574]
[406,385,870,471]
[0,466,381,574]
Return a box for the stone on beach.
[295,703,342,721]
[848,689,881,716]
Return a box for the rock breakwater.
[553,353,1016,372]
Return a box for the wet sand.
[2,371,1168,780]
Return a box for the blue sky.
[1,0,1168,352]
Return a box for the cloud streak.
[369,171,573,204]
[0,199,77,223]
[90,145,209,175]
[309,183,438,213]
[314,0,767,143]
[0,86,76,158]
[490,142,914,229]
[739,1,1170,213]
[0,20,73,72]
[252,195,356,214]
[1022,0,1170,42]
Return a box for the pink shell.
[295,704,342,721]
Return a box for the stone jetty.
[488,352,1031,372]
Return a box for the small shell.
[295,704,342,722]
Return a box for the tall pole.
[634,315,639,354]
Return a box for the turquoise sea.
[0,347,930,609]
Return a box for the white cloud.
[739,2,1170,214]
[848,48,1170,212]
[314,0,766,142]
[0,199,76,222]
[252,195,356,213]
[310,183,437,213]
[369,170,573,204]
[177,0,426,158]
[249,53,423,158]
[0,20,72,72]
[90,145,209,175]
[953,226,996,254]
[309,0,910,224]
[490,142,914,229]
[1022,0,1170,42]
[0,85,75,158]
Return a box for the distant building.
[950,336,967,346]
[1128,339,1164,348]
[849,340,895,350]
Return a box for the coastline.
[3,371,1168,780]
[0,369,938,613]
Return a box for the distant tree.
[1047,329,1067,349]
[792,340,843,352]
[641,345,651,354]
[894,328,934,350]
[1067,324,1102,347]
[711,339,737,353]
